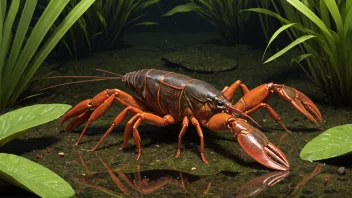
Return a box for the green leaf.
[264,35,316,63]
[300,124,352,161]
[0,104,71,147]
[11,0,96,106]
[0,153,74,197]
[162,3,200,16]
[263,23,297,60]
[132,21,158,26]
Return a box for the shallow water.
[1,32,352,197]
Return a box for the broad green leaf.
[300,124,352,161]
[0,104,71,147]
[162,3,200,16]
[0,153,74,197]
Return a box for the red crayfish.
[56,69,322,171]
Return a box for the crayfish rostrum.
[57,69,322,171]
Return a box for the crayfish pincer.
[57,69,321,171]
[206,113,289,171]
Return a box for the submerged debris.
[337,167,346,175]
[36,153,43,159]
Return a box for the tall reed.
[0,0,95,108]
[47,0,160,59]
[163,0,254,45]
[247,0,352,106]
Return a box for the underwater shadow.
[76,124,182,151]
[320,155,352,169]
[0,137,58,156]
[263,64,306,83]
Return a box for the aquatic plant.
[46,0,160,59]
[0,0,95,108]
[246,0,352,106]
[300,124,352,161]
[0,104,73,197]
[163,0,254,45]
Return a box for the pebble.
[58,152,65,157]
[191,167,196,171]
[337,167,346,175]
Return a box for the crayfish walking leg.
[58,89,180,160]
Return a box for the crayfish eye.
[217,101,224,107]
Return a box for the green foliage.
[247,0,352,106]
[0,0,95,108]
[46,0,160,59]
[0,153,75,198]
[300,124,352,161]
[0,104,73,197]
[163,0,254,45]
[0,104,71,146]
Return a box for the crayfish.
[55,69,322,171]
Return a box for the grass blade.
[264,35,316,64]
[12,0,96,104]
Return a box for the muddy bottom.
[1,32,352,197]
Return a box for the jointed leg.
[74,93,117,146]
[59,89,149,146]
[175,116,189,158]
[88,106,144,152]
[221,80,250,101]
[189,116,208,164]
[122,112,176,160]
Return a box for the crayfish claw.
[264,143,290,170]
[294,90,322,124]
[275,85,322,125]
[235,121,290,171]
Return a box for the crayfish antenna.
[229,107,261,128]
[39,68,123,91]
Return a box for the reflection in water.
[236,171,290,197]
[287,163,323,195]
[72,151,290,197]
